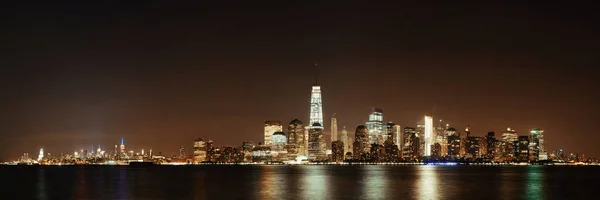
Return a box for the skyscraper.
[424,114,433,156]
[354,125,370,160]
[331,113,338,143]
[366,108,384,144]
[501,128,518,161]
[264,120,283,146]
[309,83,323,129]
[517,136,530,162]
[331,141,344,162]
[193,138,207,163]
[308,123,325,161]
[392,124,402,152]
[340,126,350,154]
[287,119,305,157]
[530,129,545,161]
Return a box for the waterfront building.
[465,136,483,159]
[517,136,530,162]
[264,120,283,146]
[331,141,344,162]
[530,129,546,161]
[339,126,348,152]
[271,132,288,161]
[287,119,305,157]
[384,122,394,143]
[403,127,417,160]
[366,108,385,144]
[308,123,325,161]
[501,128,518,161]
[432,143,442,159]
[424,114,433,156]
[331,114,338,143]
[486,132,496,158]
[392,124,402,149]
[354,125,370,160]
[179,146,186,158]
[252,146,272,163]
[193,138,207,163]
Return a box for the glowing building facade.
[264,120,283,146]
[193,138,207,163]
[366,108,384,144]
[424,114,433,156]
[308,123,325,161]
[309,85,323,128]
[340,126,350,154]
[331,113,338,143]
[287,119,305,157]
[530,129,545,161]
[354,125,370,160]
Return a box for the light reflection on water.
[260,166,288,199]
[362,166,389,199]
[417,166,439,200]
[525,166,544,200]
[36,169,47,200]
[299,166,330,200]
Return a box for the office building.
[264,120,283,146]
[308,123,325,161]
[366,108,385,144]
[331,114,338,143]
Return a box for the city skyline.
[2,2,599,161]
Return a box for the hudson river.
[1,165,597,199]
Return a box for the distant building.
[517,136,530,162]
[354,125,370,160]
[252,146,272,163]
[193,138,207,163]
[465,136,483,159]
[403,127,417,160]
[424,114,434,157]
[446,128,461,158]
[309,83,324,128]
[331,114,338,143]
[529,129,546,161]
[501,128,518,161]
[486,132,496,158]
[287,119,305,157]
[392,124,402,150]
[331,141,344,162]
[271,132,288,161]
[366,108,384,144]
[264,121,283,146]
[308,123,326,161]
[340,126,350,154]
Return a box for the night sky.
[1,2,599,160]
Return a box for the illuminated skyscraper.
[264,120,283,146]
[340,126,350,154]
[309,82,323,129]
[393,124,402,147]
[120,138,125,153]
[331,141,344,162]
[530,129,545,161]
[193,138,207,163]
[331,113,338,143]
[354,125,370,160]
[308,123,325,161]
[424,114,433,156]
[366,108,384,144]
[517,136,530,161]
[287,119,305,157]
[501,128,518,160]
[37,148,44,161]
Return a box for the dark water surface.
[1,165,597,200]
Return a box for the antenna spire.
[314,62,319,86]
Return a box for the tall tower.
[309,64,324,128]
[120,138,125,153]
[424,114,433,156]
[530,129,545,161]
[366,108,384,144]
[340,126,349,153]
[308,123,325,161]
[331,113,338,142]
